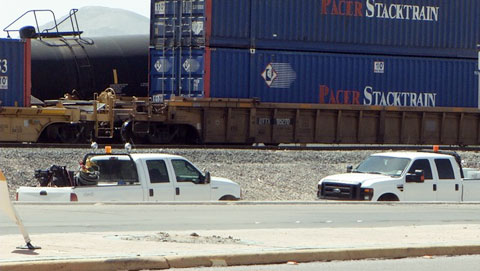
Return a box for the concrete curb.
[13,201,480,206]
[0,256,169,271]
[2,245,480,271]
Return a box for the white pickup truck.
[17,151,241,202]
[317,150,480,202]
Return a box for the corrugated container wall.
[150,0,480,58]
[150,48,478,108]
[0,38,27,107]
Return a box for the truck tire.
[76,171,99,186]
[377,194,399,202]
[219,195,239,201]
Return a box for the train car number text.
[0,59,7,74]
[275,118,291,126]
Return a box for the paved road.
[170,255,480,271]
[1,203,479,235]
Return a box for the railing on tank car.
[3,9,83,39]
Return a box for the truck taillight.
[70,193,78,202]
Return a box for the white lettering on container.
[365,0,439,22]
[363,86,437,107]
[0,59,7,74]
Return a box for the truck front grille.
[319,182,361,200]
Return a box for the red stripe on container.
[205,0,213,47]
[24,39,31,107]
[204,47,211,98]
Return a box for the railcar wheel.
[44,123,86,143]
[148,124,174,144]
[264,143,280,147]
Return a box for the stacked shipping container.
[0,38,29,107]
[149,0,480,108]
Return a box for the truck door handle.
[176,187,180,195]
[149,189,154,197]
[433,184,437,191]
[455,184,459,191]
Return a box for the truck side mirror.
[346,165,353,173]
[204,171,211,184]
[406,170,425,183]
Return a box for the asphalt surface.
[2,203,480,234]
[1,203,480,271]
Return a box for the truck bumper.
[318,182,372,201]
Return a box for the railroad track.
[1,142,479,152]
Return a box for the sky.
[0,0,150,38]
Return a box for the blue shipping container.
[0,38,26,107]
[150,48,206,99]
[150,47,479,108]
[150,0,480,58]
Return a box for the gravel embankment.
[2,148,480,201]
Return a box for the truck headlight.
[361,188,374,200]
[317,183,323,198]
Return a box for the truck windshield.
[354,156,410,176]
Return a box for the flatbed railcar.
[2,92,480,146]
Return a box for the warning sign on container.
[0,76,7,90]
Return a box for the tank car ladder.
[58,38,95,98]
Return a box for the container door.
[170,158,211,201]
[179,48,205,97]
[180,0,206,47]
[150,0,181,101]
[144,159,175,201]
[433,159,462,201]
[151,0,179,48]
[150,48,178,101]
[404,159,436,201]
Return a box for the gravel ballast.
[2,147,480,201]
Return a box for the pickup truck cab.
[17,151,241,202]
[317,150,480,202]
